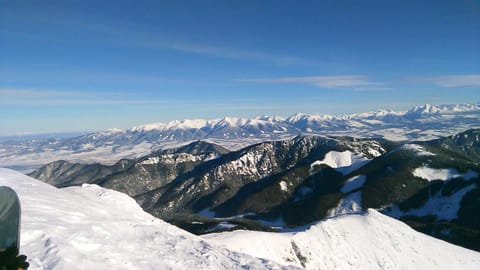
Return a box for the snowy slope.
[0,168,297,270]
[310,150,369,175]
[204,210,480,269]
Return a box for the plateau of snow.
[0,168,296,270]
[310,151,369,175]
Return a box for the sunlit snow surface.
[1,170,480,269]
[310,151,370,175]
[204,210,480,269]
[401,144,436,156]
[413,167,479,181]
[0,169,296,270]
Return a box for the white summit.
[204,210,480,269]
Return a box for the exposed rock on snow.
[387,184,477,221]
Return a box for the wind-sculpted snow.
[1,103,479,172]
[0,168,298,270]
[203,210,480,269]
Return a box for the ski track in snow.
[0,168,297,270]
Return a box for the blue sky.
[1,0,479,135]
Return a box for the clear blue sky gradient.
[1,0,479,135]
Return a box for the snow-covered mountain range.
[1,168,479,269]
[29,129,480,252]
[1,103,479,172]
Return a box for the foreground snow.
[0,168,295,270]
[1,168,479,270]
[204,210,480,269]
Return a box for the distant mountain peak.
[125,103,480,134]
[407,103,480,116]
[3,103,480,173]
[407,104,441,115]
[286,112,335,123]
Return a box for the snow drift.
[0,168,295,270]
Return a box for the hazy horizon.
[1,102,478,138]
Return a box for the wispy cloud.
[142,41,313,66]
[4,14,316,67]
[0,89,87,98]
[406,74,480,87]
[238,75,389,90]
[0,88,173,106]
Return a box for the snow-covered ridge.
[204,209,480,269]
[0,168,295,270]
[131,119,212,132]
[129,103,480,132]
[406,103,480,116]
[131,116,286,132]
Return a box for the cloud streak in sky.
[144,41,314,66]
[3,14,316,67]
[0,88,173,106]
[0,89,87,98]
[238,75,388,90]
[407,74,480,87]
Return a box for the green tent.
[0,186,20,255]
